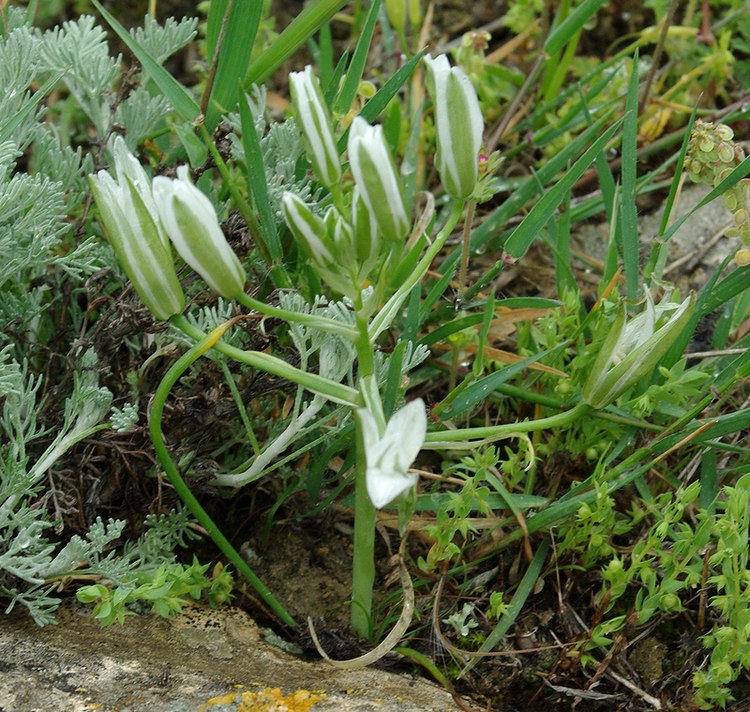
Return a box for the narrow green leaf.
[239,92,282,263]
[442,342,568,419]
[206,0,228,60]
[657,108,698,238]
[418,314,484,347]
[700,449,718,511]
[620,52,640,300]
[444,109,617,276]
[504,119,623,258]
[334,0,381,115]
[419,269,456,326]
[414,492,549,512]
[91,0,199,123]
[324,51,350,107]
[205,1,262,130]
[337,50,425,153]
[473,291,495,377]
[653,153,750,264]
[544,0,609,55]
[245,0,350,88]
[460,540,550,677]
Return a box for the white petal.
[366,465,419,509]
[383,399,427,469]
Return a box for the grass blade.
[460,540,550,676]
[91,0,199,123]
[245,0,350,87]
[504,119,623,258]
[336,49,425,153]
[441,342,568,420]
[205,0,262,130]
[620,52,640,300]
[239,92,282,263]
[333,0,381,115]
[544,0,609,55]
[0,74,61,142]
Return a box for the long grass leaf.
[239,92,282,263]
[460,540,550,677]
[441,342,568,419]
[205,1,262,130]
[620,52,640,300]
[336,50,425,153]
[91,0,199,123]
[0,74,61,142]
[504,119,623,258]
[544,0,609,55]
[245,0,350,87]
[334,0,381,115]
[448,109,617,275]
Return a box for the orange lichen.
[199,687,326,712]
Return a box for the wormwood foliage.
[0,8,212,626]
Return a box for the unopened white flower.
[153,166,246,299]
[358,399,427,508]
[289,65,341,189]
[582,292,695,409]
[89,136,184,321]
[281,191,334,265]
[423,54,483,199]
[347,116,409,243]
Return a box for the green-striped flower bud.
[282,192,358,296]
[347,116,409,243]
[423,54,484,199]
[89,138,184,321]
[289,65,341,189]
[352,185,380,279]
[324,206,355,265]
[282,191,334,267]
[582,293,695,409]
[153,166,246,299]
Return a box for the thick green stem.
[171,314,359,407]
[149,320,296,628]
[350,293,380,637]
[235,292,357,340]
[423,401,591,448]
[351,417,377,638]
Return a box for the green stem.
[235,292,358,340]
[351,416,377,638]
[369,199,465,341]
[423,401,591,448]
[171,314,359,407]
[197,123,290,287]
[351,292,379,637]
[149,320,296,628]
[457,200,476,299]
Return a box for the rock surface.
[0,600,464,712]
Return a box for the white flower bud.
[347,116,409,243]
[289,65,342,189]
[153,166,246,299]
[582,293,695,409]
[89,138,184,321]
[423,54,484,199]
